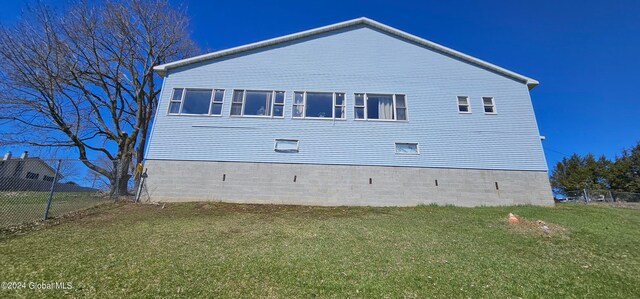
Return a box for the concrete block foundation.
[143,160,553,207]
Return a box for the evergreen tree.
[550,153,610,195]
[608,142,640,193]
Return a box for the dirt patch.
[504,215,569,239]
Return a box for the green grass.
[0,192,109,227]
[1,202,639,298]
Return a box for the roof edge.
[154,17,539,89]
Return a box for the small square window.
[457,96,471,113]
[395,143,419,155]
[483,97,496,114]
[275,139,299,152]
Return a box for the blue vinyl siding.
[146,25,547,171]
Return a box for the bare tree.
[0,0,198,196]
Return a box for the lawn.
[0,192,110,227]
[1,202,639,298]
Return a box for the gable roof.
[154,17,539,89]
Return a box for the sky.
[0,0,639,170]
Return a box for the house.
[0,151,99,192]
[0,152,58,182]
[144,17,552,206]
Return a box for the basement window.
[395,143,419,155]
[274,139,299,152]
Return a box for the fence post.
[43,160,62,220]
[583,189,589,203]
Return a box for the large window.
[230,90,284,117]
[292,91,346,119]
[354,93,407,121]
[168,88,224,116]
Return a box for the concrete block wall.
[143,160,553,207]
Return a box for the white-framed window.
[457,96,471,113]
[354,93,407,121]
[274,139,299,152]
[168,88,224,116]
[483,97,496,114]
[230,90,285,118]
[395,143,419,155]
[292,91,346,119]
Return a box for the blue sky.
[1,0,639,170]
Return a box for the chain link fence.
[564,189,640,203]
[0,156,134,228]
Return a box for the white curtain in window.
[378,97,393,119]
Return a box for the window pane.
[367,94,394,119]
[231,103,242,115]
[213,89,224,102]
[172,88,183,101]
[243,91,272,116]
[396,143,418,154]
[211,103,223,115]
[181,89,212,114]
[305,92,333,118]
[232,90,244,103]
[355,107,365,119]
[483,97,493,105]
[169,102,181,114]
[355,93,364,106]
[294,92,304,104]
[275,140,299,152]
[335,107,344,119]
[484,106,494,113]
[293,105,303,117]
[336,93,345,106]
[275,91,285,104]
[459,105,469,112]
[273,105,284,117]
[396,108,407,120]
[458,96,468,105]
[395,95,406,108]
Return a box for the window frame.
[26,171,40,180]
[394,142,420,155]
[457,96,472,113]
[482,96,497,115]
[230,89,285,118]
[292,91,346,120]
[354,93,408,121]
[167,88,225,117]
[274,139,300,152]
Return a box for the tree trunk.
[110,156,132,198]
